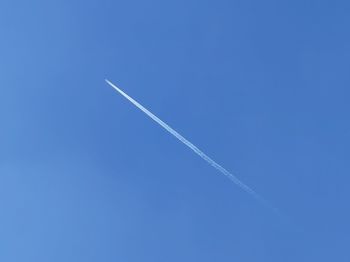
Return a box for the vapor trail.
[106,79,275,210]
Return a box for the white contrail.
[106,79,276,210]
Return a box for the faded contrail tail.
[106,79,278,213]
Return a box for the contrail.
[106,79,276,211]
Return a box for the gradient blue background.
[1,0,350,261]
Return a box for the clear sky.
[1,0,350,261]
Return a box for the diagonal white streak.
[106,79,275,209]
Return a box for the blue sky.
[1,0,350,261]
